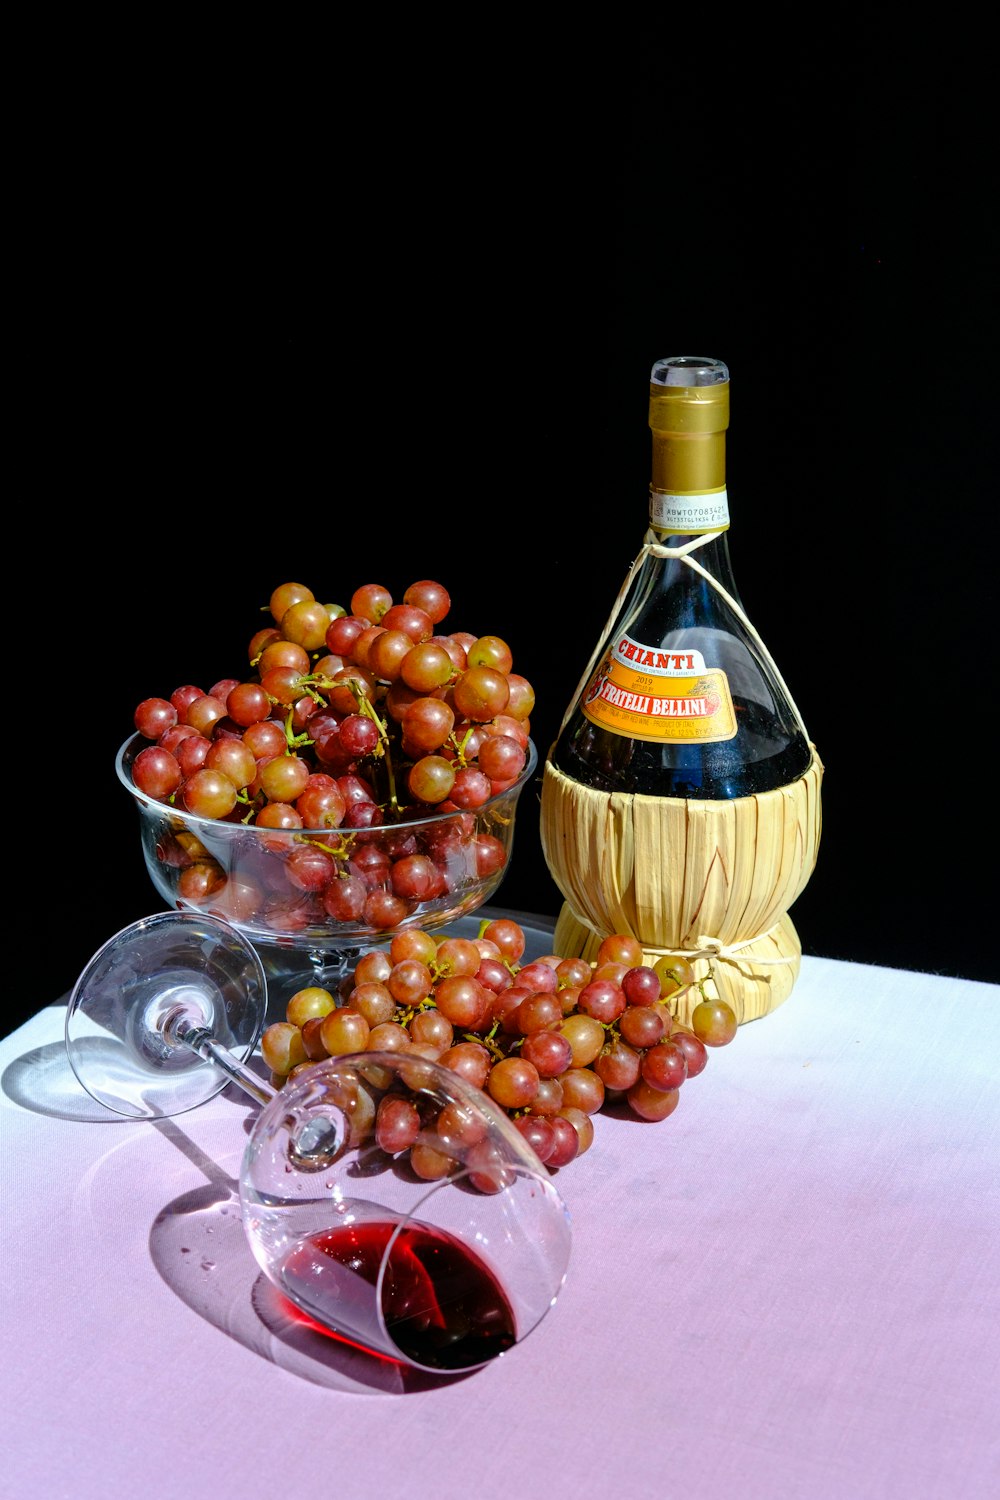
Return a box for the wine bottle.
[550,355,813,799]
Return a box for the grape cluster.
[127,579,536,936]
[261,916,737,1172]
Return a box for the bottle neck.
[651,427,726,495]
[649,428,730,540]
[643,529,741,606]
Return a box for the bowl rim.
[116,730,539,837]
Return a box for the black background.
[9,35,997,1037]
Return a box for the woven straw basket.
[538,747,824,1027]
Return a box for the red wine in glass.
[279,1218,517,1371]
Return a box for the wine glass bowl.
[242,1049,572,1373]
[116,732,538,984]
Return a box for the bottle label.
[650,486,730,534]
[581,635,738,743]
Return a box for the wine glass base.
[65,911,268,1120]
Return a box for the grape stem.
[447,725,477,767]
[298,832,357,859]
[347,682,399,812]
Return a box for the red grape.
[132,745,182,800]
[134,697,177,740]
[691,998,739,1047]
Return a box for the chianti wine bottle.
[550,356,813,799]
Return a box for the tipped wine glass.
[65,910,572,1375]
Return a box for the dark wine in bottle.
[551,356,813,799]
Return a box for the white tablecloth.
[1,911,997,1500]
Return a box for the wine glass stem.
[171,1016,276,1108]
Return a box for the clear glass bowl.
[116,733,538,964]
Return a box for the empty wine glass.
[65,910,572,1375]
